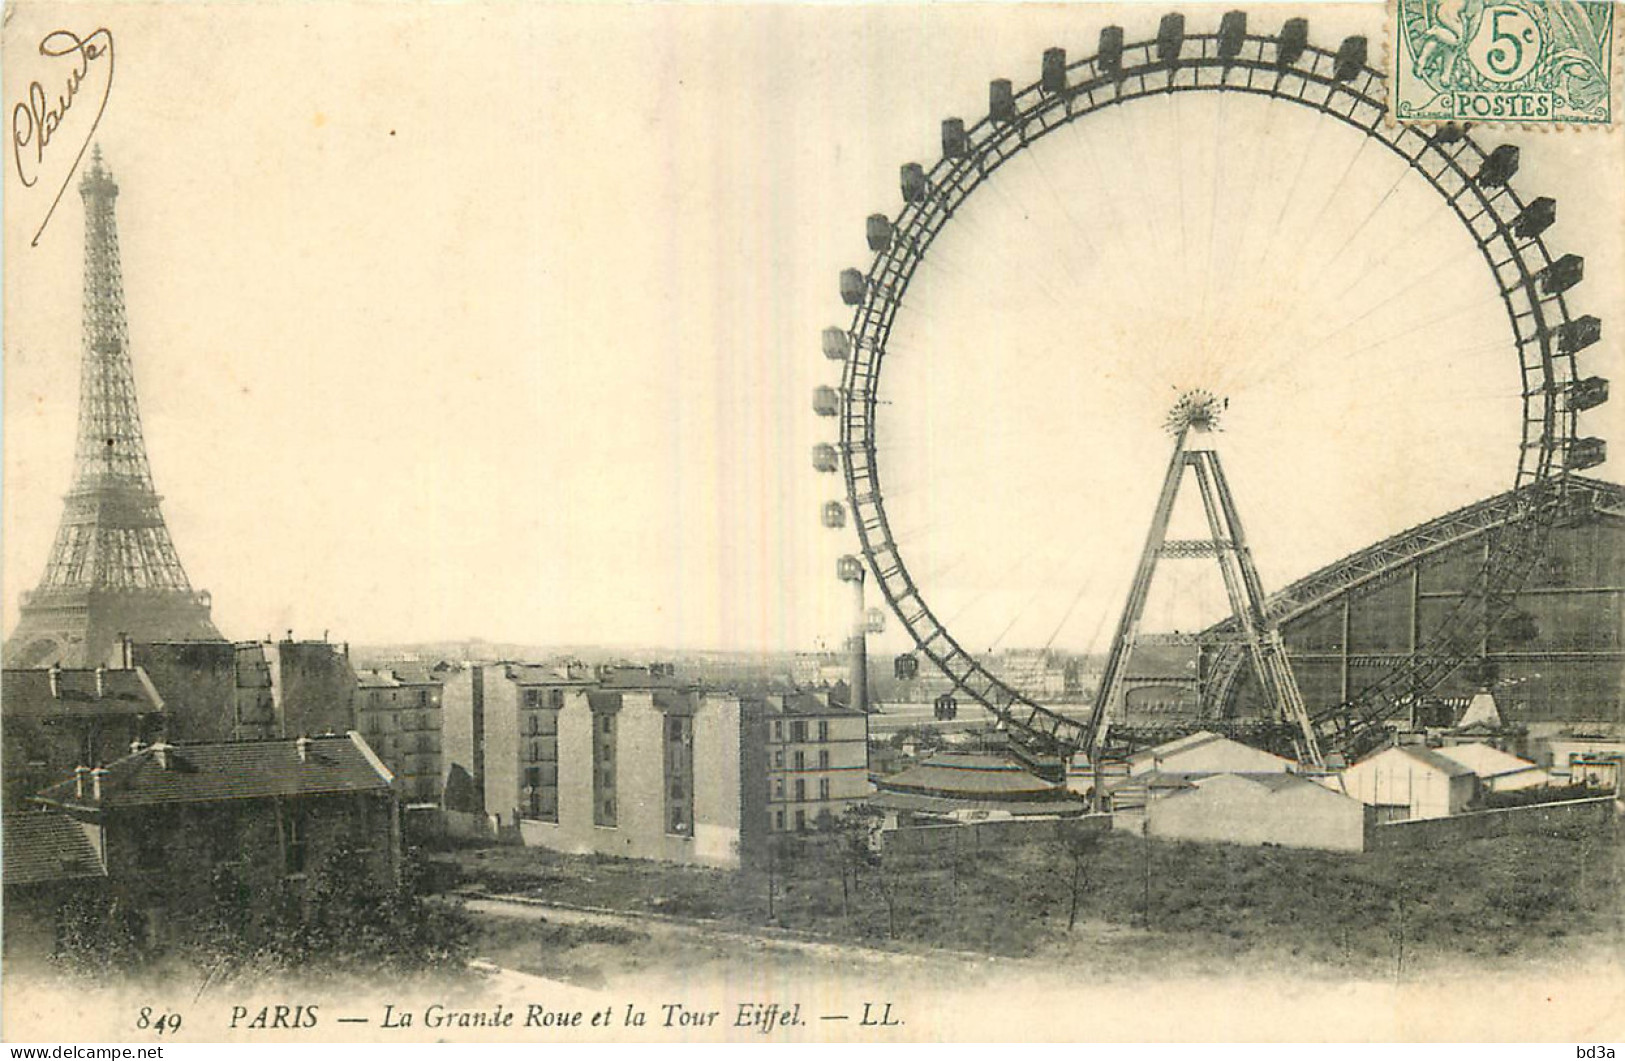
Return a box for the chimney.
[129,738,146,755]
[94,666,105,699]
[150,742,173,770]
[48,664,61,699]
[90,766,109,801]
[74,765,90,799]
[121,634,133,670]
[296,735,312,763]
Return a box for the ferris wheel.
[812,10,1609,775]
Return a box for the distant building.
[1429,742,1550,792]
[1207,476,1625,727]
[30,734,399,946]
[1147,773,1372,852]
[132,636,357,740]
[356,667,444,803]
[1334,745,1477,822]
[439,664,879,865]
[1,664,164,811]
[441,663,760,866]
[751,690,869,832]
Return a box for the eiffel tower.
[4,149,222,668]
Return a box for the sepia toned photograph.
[1,0,1621,1043]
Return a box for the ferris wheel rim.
[832,13,1592,754]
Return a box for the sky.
[4,2,1621,657]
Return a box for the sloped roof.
[3,812,105,886]
[869,790,1089,818]
[33,734,392,810]
[355,669,402,689]
[1128,730,1224,764]
[879,754,1062,799]
[2,668,164,716]
[1353,744,1475,778]
[1430,742,1542,779]
[503,664,596,687]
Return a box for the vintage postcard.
[2,0,1623,1044]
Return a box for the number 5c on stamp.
[1390,0,1616,126]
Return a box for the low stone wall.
[1371,796,1615,850]
[882,813,1110,855]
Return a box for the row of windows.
[771,719,835,743]
[524,688,568,710]
[360,711,439,733]
[771,777,833,802]
[358,688,436,708]
[773,748,839,771]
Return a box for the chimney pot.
[129,738,146,755]
[94,666,105,698]
[75,765,90,798]
[296,735,312,763]
[150,742,173,770]
[48,664,61,699]
[90,766,109,802]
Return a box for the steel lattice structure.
[818,12,1609,774]
[4,149,221,668]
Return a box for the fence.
[881,813,1111,855]
[1371,795,1616,850]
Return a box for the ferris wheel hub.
[1165,389,1225,435]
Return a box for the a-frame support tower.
[1088,392,1322,766]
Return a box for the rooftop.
[868,789,1089,818]
[878,754,1067,800]
[2,667,164,717]
[33,734,393,810]
[1430,742,1542,779]
[3,811,106,886]
[1356,744,1476,778]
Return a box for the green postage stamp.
[1391,0,1616,125]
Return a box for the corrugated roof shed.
[3,812,105,886]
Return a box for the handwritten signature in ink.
[12,28,115,245]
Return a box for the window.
[549,689,565,709]
[790,721,807,742]
[773,779,785,800]
[794,810,806,832]
[283,810,307,875]
[529,714,540,735]
[793,750,805,771]
[818,720,830,742]
[418,689,428,707]
[773,750,785,769]
[818,750,830,770]
[525,689,540,707]
[594,714,617,827]
[819,778,831,800]
[773,721,783,742]
[775,810,786,831]
[794,778,806,801]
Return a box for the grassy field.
[434,813,1623,981]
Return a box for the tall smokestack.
[848,569,869,715]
